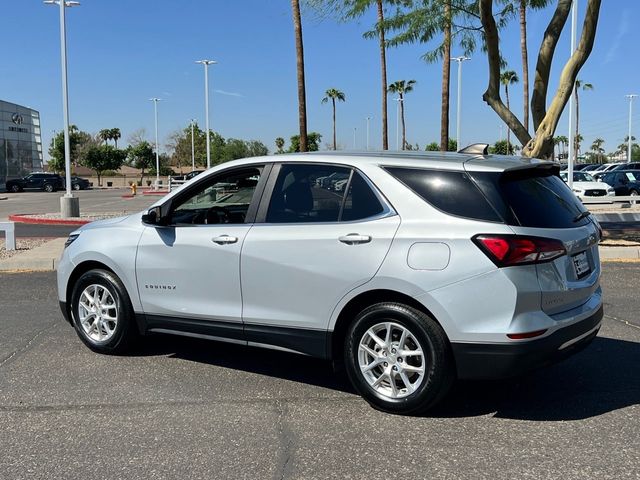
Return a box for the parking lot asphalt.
[0,266,638,479]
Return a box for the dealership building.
[0,99,43,190]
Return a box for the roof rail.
[458,143,489,155]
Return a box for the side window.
[386,167,502,222]
[341,172,385,221]
[170,167,262,225]
[266,164,350,223]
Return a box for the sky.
[1,0,638,161]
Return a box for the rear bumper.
[451,305,603,380]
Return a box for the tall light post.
[190,119,196,171]
[626,94,638,163]
[195,59,217,169]
[353,127,357,149]
[395,97,402,151]
[451,56,470,150]
[52,130,57,150]
[567,0,578,189]
[44,0,80,217]
[366,116,371,151]
[149,98,161,189]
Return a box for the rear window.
[386,167,502,222]
[471,168,590,228]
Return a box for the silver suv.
[57,151,603,414]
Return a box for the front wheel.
[70,269,138,354]
[630,190,638,205]
[344,303,454,415]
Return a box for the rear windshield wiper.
[573,210,591,222]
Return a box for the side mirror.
[141,206,162,226]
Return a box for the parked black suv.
[6,173,64,193]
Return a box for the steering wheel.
[205,206,231,224]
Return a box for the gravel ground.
[0,238,51,260]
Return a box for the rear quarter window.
[471,168,591,229]
[385,167,502,222]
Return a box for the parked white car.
[560,170,615,199]
[57,151,603,414]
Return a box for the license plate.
[572,251,590,278]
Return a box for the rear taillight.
[472,234,566,267]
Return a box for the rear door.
[240,162,400,355]
[470,166,600,315]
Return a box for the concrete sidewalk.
[1,238,638,272]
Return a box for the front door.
[136,165,265,340]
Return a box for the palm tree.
[591,137,605,163]
[275,137,285,154]
[291,0,308,152]
[440,0,452,152]
[98,129,110,146]
[110,128,121,148]
[388,80,416,150]
[500,70,519,152]
[321,88,346,150]
[556,135,568,160]
[574,79,593,157]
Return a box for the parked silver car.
[57,151,603,414]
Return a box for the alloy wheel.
[357,322,426,399]
[77,284,119,342]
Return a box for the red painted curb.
[121,194,135,199]
[8,214,92,225]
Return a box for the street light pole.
[190,119,196,171]
[567,0,577,189]
[149,98,161,189]
[44,0,80,217]
[195,59,217,169]
[451,56,470,150]
[353,127,357,149]
[626,95,638,163]
[366,116,371,151]
[395,98,402,151]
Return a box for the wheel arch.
[329,289,444,361]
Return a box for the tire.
[70,269,138,354]
[630,190,638,205]
[44,183,54,192]
[73,183,81,191]
[344,303,454,415]
[9,184,20,193]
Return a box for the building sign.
[11,113,24,125]
[8,126,29,133]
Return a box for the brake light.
[473,234,566,266]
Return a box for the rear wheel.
[44,183,54,192]
[9,184,20,193]
[630,189,638,205]
[73,183,81,191]
[70,269,138,354]
[344,303,454,415]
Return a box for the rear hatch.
[466,161,600,316]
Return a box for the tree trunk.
[400,94,406,150]
[520,0,530,133]
[505,84,511,152]
[480,0,601,159]
[332,98,337,150]
[440,0,451,152]
[377,0,388,151]
[292,0,308,152]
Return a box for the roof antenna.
[458,143,489,155]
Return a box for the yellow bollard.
[131,182,137,196]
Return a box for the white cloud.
[214,89,244,98]
[604,10,630,64]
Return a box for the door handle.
[338,233,371,245]
[211,235,238,245]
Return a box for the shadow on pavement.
[431,336,640,421]
[138,333,355,394]
[135,334,639,420]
